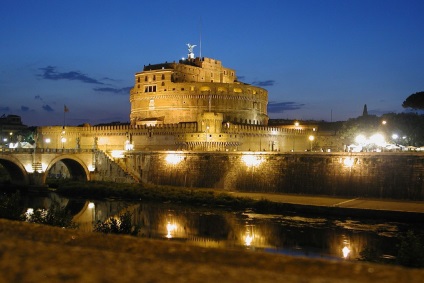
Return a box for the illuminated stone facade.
[37,54,316,152]
[130,57,269,126]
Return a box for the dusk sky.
[1,0,423,126]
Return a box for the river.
[18,192,424,265]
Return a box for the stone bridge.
[0,148,96,186]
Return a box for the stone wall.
[126,152,424,200]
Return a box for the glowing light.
[343,157,354,167]
[88,202,95,209]
[392,134,398,140]
[124,140,134,151]
[165,153,184,165]
[25,164,34,173]
[355,134,367,145]
[41,163,48,172]
[88,164,95,172]
[244,233,253,246]
[45,138,51,144]
[382,120,387,125]
[309,135,315,141]
[166,222,177,238]
[294,121,300,127]
[61,137,67,143]
[242,154,263,167]
[111,150,125,158]
[369,133,385,146]
[342,246,351,258]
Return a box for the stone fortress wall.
[37,121,314,153]
[130,151,424,201]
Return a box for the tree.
[402,91,424,110]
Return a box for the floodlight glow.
[343,157,354,167]
[111,150,125,158]
[166,222,177,238]
[25,164,34,173]
[165,153,184,165]
[309,135,315,141]
[342,246,351,258]
[41,163,48,172]
[392,134,398,140]
[242,154,263,167]
[61,137,66,143]
[244,233,253,246]
[370,133,385,146]
[355,134,367,145]
[88,164,95,172]
[88,202,95,209]
[45,138,51,144]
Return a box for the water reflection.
[21,192,422,264]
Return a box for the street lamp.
[308,135,314,151]
[45,138,51,149]
[61,137,66,149]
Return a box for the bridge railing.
[0,148,95,154]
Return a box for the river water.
[21,192,423,265]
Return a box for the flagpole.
[63,105,66,128]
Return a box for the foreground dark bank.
[1,218,424,283]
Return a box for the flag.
[64,105,69,113]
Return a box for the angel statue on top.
[187,43,197,59]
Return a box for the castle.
[37,46,315,152]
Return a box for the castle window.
[161,74,165,80]
[161,82,165,86]
[145,76,148,82]
[181,88,184,91]
[145,85,157,93]
[137,77,140,83]
[153,75,156,81]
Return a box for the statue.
[187,43,196,59]
[187,43,196,53]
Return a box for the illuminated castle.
[130,47,268,127]
[38,45,315,152]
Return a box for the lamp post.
[309,135,314,151]
[61,137,66,149]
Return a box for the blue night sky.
[1,0,423,126]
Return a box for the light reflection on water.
[22,192,421,264]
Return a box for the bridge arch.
[0,155,29,185]
[44,155,91,184]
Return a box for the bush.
[94,211,140,236]
[0,192,24,220]
[25,200,77,228]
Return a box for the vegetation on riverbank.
[53,180,267,211]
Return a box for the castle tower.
[129,48,269,128]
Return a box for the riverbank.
[1,218,423,283]
[51,181,424,222]
[228,191,424,222]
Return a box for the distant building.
[0,114,28,146]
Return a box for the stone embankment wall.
[129,152,424,200]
